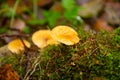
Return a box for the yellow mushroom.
[32,30,58,48]
[51,25,80,45]
[8,39,31,54]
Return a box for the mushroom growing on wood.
[32,30,58,48]
[51,25,80,45]
[8,39,30,54]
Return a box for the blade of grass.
[33,0,38,19]
[10,0,20,27]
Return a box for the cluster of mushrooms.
[8,25,80,54]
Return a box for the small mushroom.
[8,39,31,54]
[51,25,80,45]
[32,30,58,48]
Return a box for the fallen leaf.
[75,0,90,5]
[101,2,120,25]
[37,0,53,7]
[12,19,26,31]
[78,0,104,18]
[0,64,19,80]
[50,2,64,14]
[93,19,113,32]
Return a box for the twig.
[0,34,29,38]
[23,54,41,80]
[89,47,99,56]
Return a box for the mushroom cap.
[51,25,80,45]
[8,39,31,54]
[32,30,58,48]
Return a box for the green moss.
[0,28,120,80]
[112,27,120,45]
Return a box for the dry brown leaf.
[50,2,64,14]
[93,77,106,80]
[78,0,104,18]
[75,0,90,5]
[12,19,26,31]
[0,64,19,80]
[93,19,113,32]
[37,0,53,7]
[101,2,120,25]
